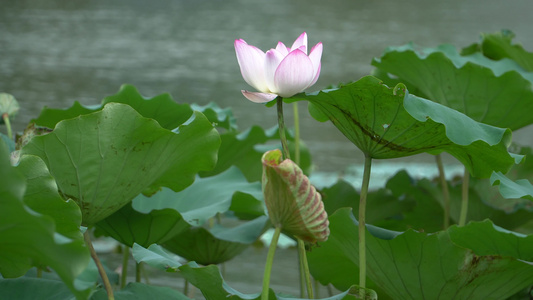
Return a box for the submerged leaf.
[262,149,329,243]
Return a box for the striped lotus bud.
[262,149,329,243]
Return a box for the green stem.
[435,154,451,229]
[278,97,313,297]
[135,262,141,283]
[121,246,129,289]
[298,239,313,298]
[261,226,282,300]
[184,279,189,296]
[299,251,305,297]
[2,113,13,140]
[292,102,300,165]
[84,231,114,300]
[276,97,291,160]
[458,167,470,226]
[358,155,372,298]
[36,267,42,278]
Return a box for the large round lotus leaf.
[288,76,516,178]
[307,208,533,300]
[21,102,219,225]
[372,43,533,130]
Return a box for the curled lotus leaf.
[0,93,20,118]
[262,149,329,243]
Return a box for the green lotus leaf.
[191,102,238,132]
[461,30,533,71]
[448,219,533,260]
[95,203,189,248]
[162,216,269,265]
[0,93,20,118]
[308,208,533,300]
[177,261,360,300]
[32,84,194,131]
[16,154,83,240]
[131,243,182,272]
[372,43,533,130]
[289,76,516,178]
[0,277,80,300]
[0,140,91,299]
[133,166,263,226]
[90,282,191,300]
[262,149,329,243]
[102,84,193,130]
[21,102,219,225]
[1,132,15,154]
[96,166,265,255]
[32,101,98,129]
[201,125,312,182]
[490,171,533,201]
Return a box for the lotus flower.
[235,32,323,103]
[262,149,329,243]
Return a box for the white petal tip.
[241,91,278,103]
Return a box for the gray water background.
[2,0,533,297]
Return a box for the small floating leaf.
[262,149,329,243]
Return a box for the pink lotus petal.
[307,42,323,87]
[264,49,286,93]
[234,39,269,92]
[308,63,321,87]
[273,49,314,97]
[275,42,289,56]
[241,90,278,103]
[290,32,308,54]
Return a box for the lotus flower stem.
[292,102,301,165]
[261,226,282,300]
[121,246,129,288]
[359,155,373,297]
[2,113,12,140]
[458,167,470,226]
[136,262,141,282]
[276,97,314,298]
[298,239,314,298]
[435,154,451,229]
[84,230,115,300]
[276,98,291,159]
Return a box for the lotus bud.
[261,149,329,243]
